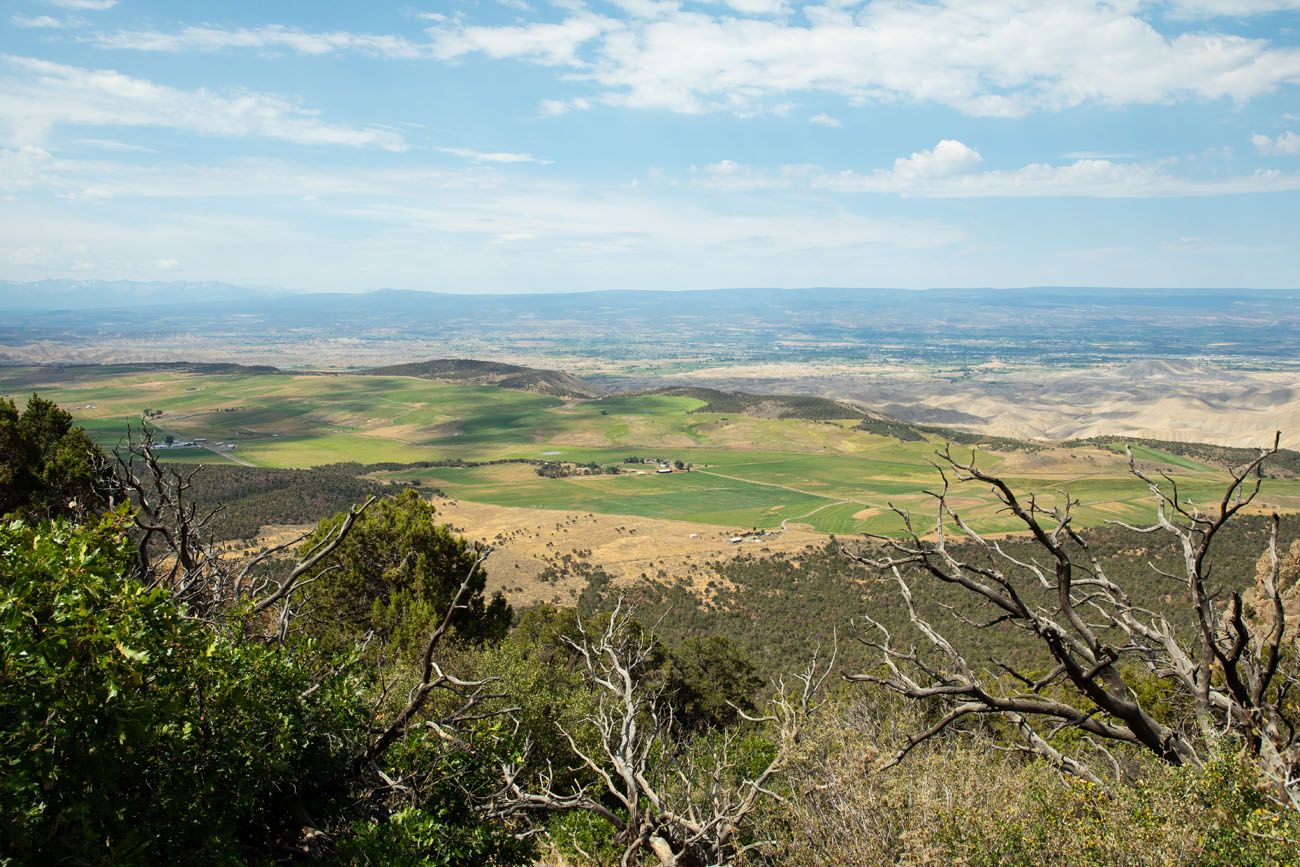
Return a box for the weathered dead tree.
[846,434,1300,808]
[103,421,372,634]
[492,601,832,865]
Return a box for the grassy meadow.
[6,365,1298,536]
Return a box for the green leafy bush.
[332,733,533,867]
[0,394,105,520]
[299,489,512,657]
[0,515,366,863]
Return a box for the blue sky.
[1,0,1298,293]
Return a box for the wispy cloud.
[437,146,551,164]
[72,137,157,153]
[429,14,617,66]
[424,1,1300,117]
[6,2,1298,289]
[1252,131,1300,156]
[0,55,407,150]
[0,149,965,289]
[47,0,116,9]
[12,14,70,28]
[1062,150,1138,160]
[692,139,1300,198]
[86,24,429,59]
[83,4,1300,119]
[538,97,592,117]
[719,0,790,15]
[1161,0,1300,18]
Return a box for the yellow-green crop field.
[6,366,1299,536]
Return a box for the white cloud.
[87,25,429,59]
[154,257,180,270]
[430,14,617,66]
[0,149,429,199]
[17,138,1292,213]
[13,15,67,28]
[872,158,1300,197]
[888,139,983,180]
[0,55,407,150]
[538,97,592,116]
[72,137,156,153]
[808,112,841,127]
[1062,150,1137,159]
[90,15,616,68]
[719,0,790,14]
[437,146,551,164]
[0,151,965,290]
[48,0,116,9]
[1161,1,1300,18]
[78,4,1300,119]
[0,145,58,193]
[692,159,801,190]
[8,245,51,266]
[607,0,684,19]
[692,140,1300,197]
[424,0,1300,117]
[1252,131,1300,155]
[336,193,960,254]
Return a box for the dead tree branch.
[105,420,373,634]
[363,544,504,763]
[845,435,1299,808]
[492,600,833,865]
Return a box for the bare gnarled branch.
[846,435,1299,808]
[493,600,833,866]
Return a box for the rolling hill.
[359,358,601,399]
[645,386,865,420]
[8,363,1300,538]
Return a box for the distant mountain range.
[3,280,1299,372]
[3,279,1295,314]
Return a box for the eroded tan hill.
[231,502,824,608]
[653,360,1300,450]
[428,497,822,606]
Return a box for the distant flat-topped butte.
[5,363,1299,538]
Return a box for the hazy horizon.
[6,277,1300,295]
[4,279,1300,311]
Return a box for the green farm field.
[6,365,1299,536]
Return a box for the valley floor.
[6,364,1299,540]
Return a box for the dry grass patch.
[429,497,821,606]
